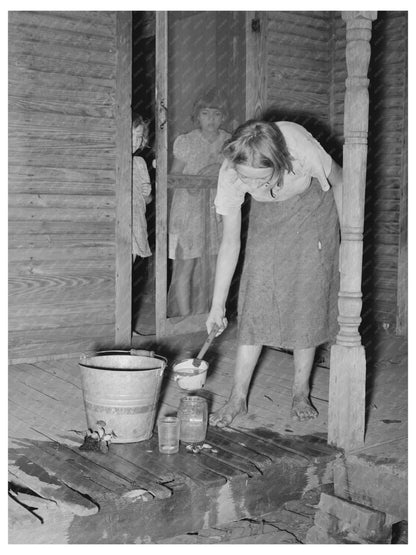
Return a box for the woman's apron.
[237,178,340,349]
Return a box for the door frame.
[115,11,133,347]
[154,12,221,337]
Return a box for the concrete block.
[301,483,334,507]
[198,527,228,539]
[318,492,386,536]
[333,456,407,521]
[314,510,340,535]
[305,525,345,544]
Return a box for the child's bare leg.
[291,347,318,421]
[174,259,196,316]
[210,344,262,428]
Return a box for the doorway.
[132,11,246,337]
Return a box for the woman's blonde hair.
[223,120,293,187]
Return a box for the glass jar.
[178,395,208,444]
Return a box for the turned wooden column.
[328,11,377,450]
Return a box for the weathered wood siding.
[264,12,332,143]
[263,11,347,170]
[9,12,120,361]
[264,11,407,336]
[330,11,408,335]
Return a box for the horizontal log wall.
[264,11,333,151]
[264,11,407,340]
[9,11,118,361]
[331,11,408,336]
[266,11,407,336]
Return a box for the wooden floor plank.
[113,432,255,486]
[9,438,128,499]
[36,358,84,386]
[9,377,86,429]
[113,436,225,489]
[111,440,181,484]
[8,459,98,517]
[66,447,174,500]
[244,428,337,461]
[9,399,54,438]
[188,451,246,481]
[11,361,84,404]
[144,432,263,480]
[137,445,228,488]
[10,437,103,494]
[208,427,310,465]
[8,494,43,528]
[8,330,407,542]
[204,429,273,472]
[8,489,55,525]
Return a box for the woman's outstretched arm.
[206,209,242,334]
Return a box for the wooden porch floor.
[8,322,407,543]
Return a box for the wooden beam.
[114,12,132,348]
[328,13,337,134]
[328,11,377,451]
[396,39,408,336]
[167,174,217,189]
[155,12,168,337]
[245,11,268,119]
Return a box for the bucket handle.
[80,349,167,370]
[129,348,155,358]
[133,350,168,372]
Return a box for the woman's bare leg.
[291,347,318,421]
[209,344,262,428]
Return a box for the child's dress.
[168,128,231,260]
[132,156,152,258]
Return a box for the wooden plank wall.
[8,11,119,361]
[330,11,408,336]
[264,11,407,337]
[264,11,332,147]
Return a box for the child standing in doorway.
[168,88,231,317]
[132,114,153,333]
[132,113,152,260]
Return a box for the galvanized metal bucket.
[79,349,166,443]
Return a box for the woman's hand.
[206,305,228,336]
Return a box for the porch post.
[328,11,377,450]
[115,12,133,347]
[155,12,168,337]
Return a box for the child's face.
[197,108,223,133]
[132,124,147,153]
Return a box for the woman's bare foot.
[291,394,318,421]
[209,396,247,428]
